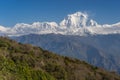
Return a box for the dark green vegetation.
[0,37,120,80]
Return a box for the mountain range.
[1,12,120,36]
[1,11,120,74]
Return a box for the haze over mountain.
[1,12,120,36]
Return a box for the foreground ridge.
[0,36,119,80]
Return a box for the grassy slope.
[0,37,119,80]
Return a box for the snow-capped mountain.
[10,12,120,74]
[1,12,120,36]
[9,22,58,36]
[60,12,88,28]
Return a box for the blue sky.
[0,0,120,27]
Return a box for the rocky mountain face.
[12,34,120,74]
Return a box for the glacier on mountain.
[0,12,120,36]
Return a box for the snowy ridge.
[1,12,120,36]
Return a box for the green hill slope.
[0,37,119,80]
